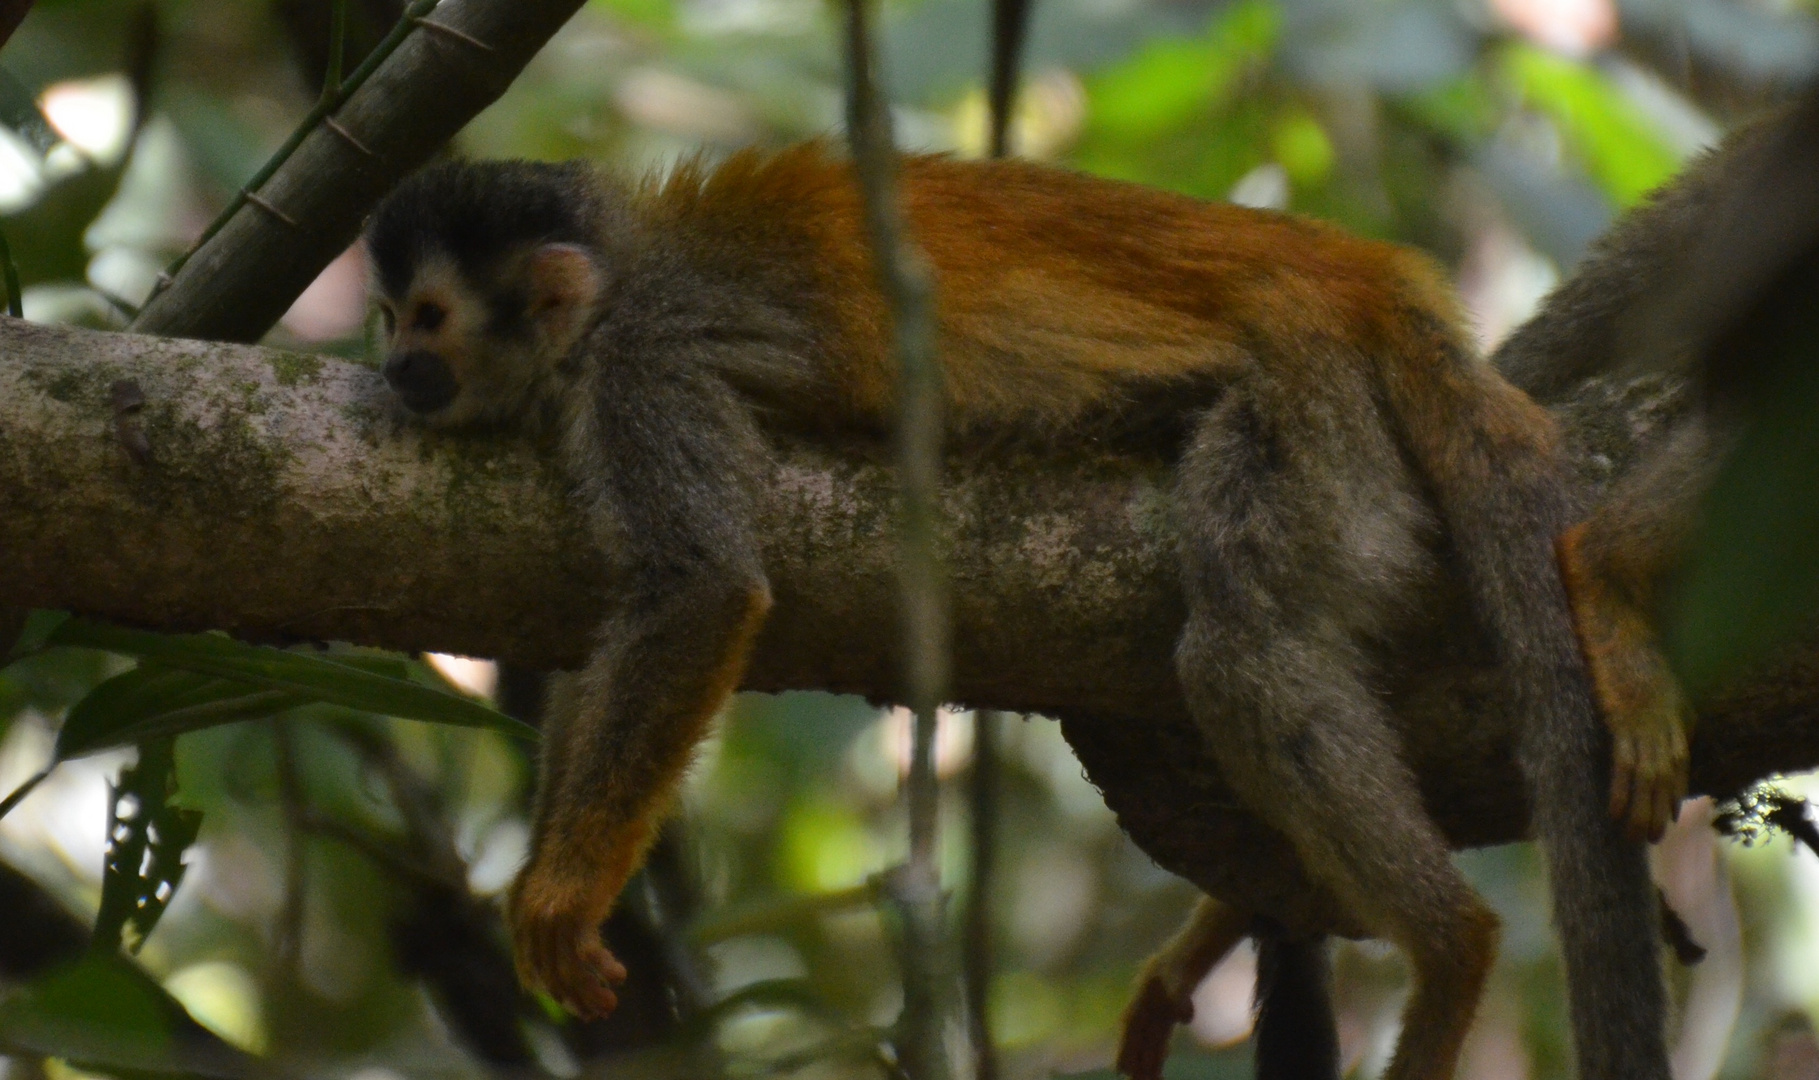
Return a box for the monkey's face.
[374,245,604,429]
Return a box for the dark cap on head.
[365,159,600,298]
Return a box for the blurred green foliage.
[0,0,1815,1077]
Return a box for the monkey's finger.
[1608,740,1638,825]
[567,941,616,1019]
[1628,776,1664,843]
[534,924,577,1014]
[578,939,628,1018]
[1629,721,1691,841]
[1644,750,1680,841]
[1616,735,1653,840]
[537,916,597,1019]
[592,944,629,985]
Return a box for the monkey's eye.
[412,301,446,332]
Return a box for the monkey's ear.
[527,243,604,345]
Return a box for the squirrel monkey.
[365,144,1668,1079]
[1119,99,1819,1078]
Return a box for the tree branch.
[128,0,588,343]
[3,319,1812,938]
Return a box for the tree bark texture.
[3,319,1812,936]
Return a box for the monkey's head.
[365,160,610,428]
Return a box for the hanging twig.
[143,0,440,302]
[964,711,1002,1080]
[0,766,49,823]
[271,719,309,977]
[322,0,349,102]
[841,1,949,1076]
[965,5,1029,1072]
[986,0,1032,159]
[0,226,22,318]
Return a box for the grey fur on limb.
[1,318,1809,933]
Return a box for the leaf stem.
[0,226,23,318]
[147,0,441,298]
[0,765,51,824]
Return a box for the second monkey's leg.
[1173,380,1498,1080]
[1117,896,1249,1080]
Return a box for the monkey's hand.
[509,857,631,1020]
[1600,644,1692,843]
[1116,974,1194,1080]
[1558,524,1692,843]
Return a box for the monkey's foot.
[1115,976,1193,1080]
[509,869,628,1020]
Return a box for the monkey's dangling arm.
[510,363,772,1020]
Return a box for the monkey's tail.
[1386,323,1670,1080]
[1251,933,1339,1080]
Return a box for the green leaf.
[1084,0,1278,142]
[57,664,308,759]
[1500,44,1681,207]
[588,0,674,31]
[0,952,253,1078]
[2,153,130,287]
[0,954,172,1064]
[1400,73,1500,141]
[6,609,70,661]
[0,66,58,155]
[46,620,534,740]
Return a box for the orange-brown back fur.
[645,143,1467,433]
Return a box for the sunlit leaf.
[1500,44,1682,207]
[46,619,533,739]
[1270,109,1333,186]
[1083,0,1277,142]
[588,0,674,31]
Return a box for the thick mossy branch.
[3,319,1811,935]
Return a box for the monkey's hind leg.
[1117,896,1248,1080]
[1174,384,1498,1080]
